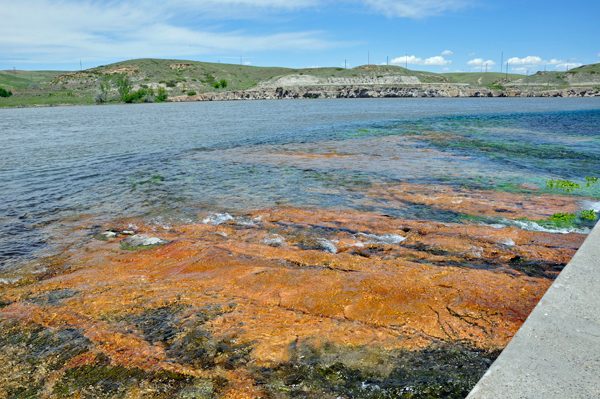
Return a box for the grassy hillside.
[0,59,598,108]
[505,63,600,88]
[0,70,69,90]
[443,72,523,87]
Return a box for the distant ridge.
[1,59,599,107]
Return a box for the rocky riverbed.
[0,185,589,398]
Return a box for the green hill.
[0,70,69,90]
[442,72,523,87]
[0,59,598,108]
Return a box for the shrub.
[187,91,197,96]
[156,86,168,102]
[214,79,228,89]
[0,88,13,98]
[113,74,133,101]
[122,88,154,103]
[166,81,176,88]
[140,84,149,89]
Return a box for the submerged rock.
[0,205,587,397]
[121,234,170,248]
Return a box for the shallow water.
[1,98,599,398]
[1,98,599,269]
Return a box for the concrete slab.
[467,222,600,398]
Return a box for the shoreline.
[1,85,598,109]
[172,85,600,102]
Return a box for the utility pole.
[566,59,570,71]
[80,60,82,71]
[368,51,370,65]
[240,56,242,65]
[485,63,488,73]
[406,54,408,69]
[387,56,389,66]
[345,60,347,69]
[501,52,503,74]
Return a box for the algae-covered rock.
[120,234,170,249]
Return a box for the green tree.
[0,88,13,98]
[220,79,227,88]
[113,74,132,101]
[156,86,168,102]
[95,77,111,104]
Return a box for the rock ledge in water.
[121,235,170,249]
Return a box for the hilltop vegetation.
[1,58,599,107]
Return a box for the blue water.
[1,98,599,269]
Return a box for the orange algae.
[0,203,586,397]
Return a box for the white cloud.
[467,58,496,67]
[468,52,476,56]
[244,61,252,65]
[441,50,453,56]
[506,57,568,67]
[0,0,345,64]
[361,0,473,18]
[510,67,529,74]
[506,56,543,66]
[598,52,600,57]
[554,62,582,71]
[391,55,451,66]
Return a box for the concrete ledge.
[467,222,600,398]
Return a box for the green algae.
[0,304,500,398]
[0,321,93,397]
[517,210,598,231]
[253,342,498,399]
[52,353,208,398]
[29,288,80,306]
[581,210,597,220]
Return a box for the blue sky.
[1,0,599,73]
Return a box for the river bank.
[171,85,600,102]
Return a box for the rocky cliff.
[171,85,600,102]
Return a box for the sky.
[1,0,599,74]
